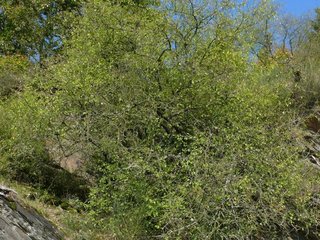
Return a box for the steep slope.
[0,186,62,240]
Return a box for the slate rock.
[0,186,62,240]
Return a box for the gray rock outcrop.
[0,186,62,240]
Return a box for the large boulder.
[0,186,62,240]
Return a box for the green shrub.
[0,55,29,98]
[86,73,320,239]
[291,35,320,108]
[0,93,89,200]
[1,1,320,239]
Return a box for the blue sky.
[278,0,320,16]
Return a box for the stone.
[305,115,320,133]
[0,186,62,240]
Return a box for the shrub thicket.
[1,1,320,239]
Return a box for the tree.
[0,0,83,62]
[278,14,308,55]
[312,8,320,33]
[2,1,320,239]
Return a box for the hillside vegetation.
[1,0,320,239]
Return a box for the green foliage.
[1,0,320,239]
[0,90,88,200]
[0,55,29,97]
[87,71,319,239]
[312,8,320,33]
[0,0,83,61]
[290,9,320,108]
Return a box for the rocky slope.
[0,186,62,240]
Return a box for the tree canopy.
[0,0,82,61]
